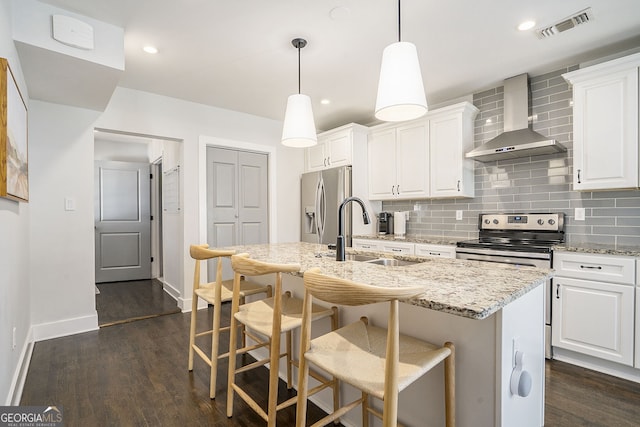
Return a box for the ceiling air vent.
[536,8,594,39]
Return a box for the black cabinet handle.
[556,283,560,299]
[580,265,602,270]
[457,180,461,192]
[577,169,581,184]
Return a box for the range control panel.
[479,213,564,232]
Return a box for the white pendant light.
[375,0,428,122]
[281,38,317,147]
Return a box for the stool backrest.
[230,253,301,277]
[189,244,236,291]
[302,268,424,306]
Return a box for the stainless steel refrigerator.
[301,166,352,246]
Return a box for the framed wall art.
[1,57,28,202]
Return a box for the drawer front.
[553,252,636,285]
[415,243,456,258]
[351,238,382,251]
[380,241,415,255]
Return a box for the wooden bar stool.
[188,244,272,399]
[226,253,339,427]
[296,268,456,427]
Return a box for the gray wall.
[383,65,640,249]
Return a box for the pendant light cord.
[298,44,301,94]
[398,0,401,42]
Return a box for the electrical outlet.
[575,207,585,221]
[456,210,463,221]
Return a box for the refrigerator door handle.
[315,177,325,242]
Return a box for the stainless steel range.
[456,213,565,358]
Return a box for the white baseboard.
[5,328,35,406]
[161,280,188,311]
[31,313,99,342]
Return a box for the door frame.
[198,136,277,249]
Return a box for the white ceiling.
[37,0,640,131]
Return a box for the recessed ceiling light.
[320,99,331,105]
[143,45,158,54]
[518,20,536,31]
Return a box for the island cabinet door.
[552,277,635,366]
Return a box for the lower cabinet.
[552,276,635,366]
[415,243,456,259]
[552,251,636,366]
[379,240,415,255]
[351,238,456,258]
[351,238,383,251]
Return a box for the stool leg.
[286,330,293,389]
[331,306,340,424]
[444,342,456,427]
[209,300,222,399]
[361,391,369,427]
[188,294,198,371]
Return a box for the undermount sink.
[345,253,423,266]
[367,258,418,267]
[344,253,380,262]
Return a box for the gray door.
[95,160,151,283]
[206,147,268,279]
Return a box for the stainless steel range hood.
[466,74,567,162]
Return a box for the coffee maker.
[377,212,394,235]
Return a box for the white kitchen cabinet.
[351,238,383,251]
[380,240,415,255]
[428,102,478,198]
[563,53,640,191]
[636,259,640,369]
[552,252,636,366]
[415,243,456,259]
[305,123,368,172]
[368,121,429,200]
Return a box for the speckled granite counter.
[553,244,640,257]
[353,234,460,245]
[227,241,551,320]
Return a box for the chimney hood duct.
[465,74,566,162]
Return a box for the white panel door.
[207,147,268,280]
[238,150,268,245]
[94,160,151,283]
[396,121,429,199]
[572,68,639,190]
[430,113,464,197]
[368,128,397,199]
[552,277,634,365]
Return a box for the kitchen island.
[225,242,552,427]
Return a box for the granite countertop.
[227,241,552,320]
[553,244,640,257]
[353,234,460,245]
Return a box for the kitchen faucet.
[336,196,370,261]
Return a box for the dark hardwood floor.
[96,279,181,327]
[21,303,335,426]
[21,301,640,426]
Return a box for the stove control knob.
[493,219,499,225]
[484,219,490,224]
[537,219,544,225]
[548,219,556,225]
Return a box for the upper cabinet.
[367,101,478,201]
[429,103,478,198]
[563,53,640,191]
[368,121,430,200]
[305,123,368,172]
